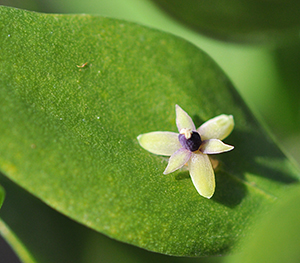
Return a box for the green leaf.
[0,218,36,263]
[150,0,300,45]
[0,6,299,257]
[0,0,40,11]
[0,173,223,263]
[227,185,300,263]
[0,184,4,209]
[0,182,35,263]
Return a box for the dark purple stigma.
[178,131,202,152]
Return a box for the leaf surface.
[0,6,299,256]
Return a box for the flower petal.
[137,131,182,156]
[188,152,215,199]
[163,148,191,174]
[197,114,234,140]
[201,139,234,154]
[176,105,196,132]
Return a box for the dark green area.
[151,0,300,45]
[0,185,4,209]
[0,0,40,11]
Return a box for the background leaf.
[0,218,36,263]
[0,0,39,11]
[226,185,300,263]
[150,0,300,45]
[0,6,299,257]
[0,184,4,209]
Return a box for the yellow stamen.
[180,128,192,139]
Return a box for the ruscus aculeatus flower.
[137,105,234,199]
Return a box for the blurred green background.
[1,0,300,262]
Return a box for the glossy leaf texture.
[150,0,300,45]
[0,6,299,257]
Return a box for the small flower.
[137,105,234,199]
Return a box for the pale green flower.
[137,105,234,199]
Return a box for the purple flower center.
[178,131,202,152]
